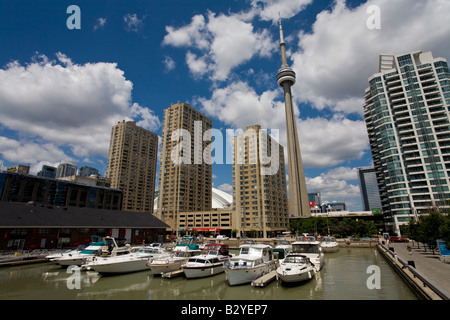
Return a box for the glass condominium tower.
[357,167,382,212]
[364,51,450,235]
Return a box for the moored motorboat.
[54,236,130,267]
[176,236,201,251]
[273,239,292,261]
[46,244,88,261]
[84,244,169,275]
[291,238,324,272]
[182,256,225,279]
[147,245,201,276]
[320,236,339,253]
[52,236,106,267]
[182,243,230,279]
[276,253,315,283]
[224,243,276,286]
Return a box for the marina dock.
[161,269,185,278]
[251,270,277,287]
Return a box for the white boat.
[276,253,316,283]
[46,244,88,261]
[224,243,276,286]
[176,236,201,251]
[273,239,292,261]
[182,243,230,279]
[199,239,218,250]
[54,237,130,267]
[147,245,201,276]
[291,239,324,272]
[320,236,339,253]
[84,244,169,275]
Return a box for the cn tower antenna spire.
[278,13,288,67]
[278,12,285,44]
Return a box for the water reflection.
[0,248,417,300]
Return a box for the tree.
[289,217,378,238]
[404,219,422,249]
[439,215,450,250]
[355,220,378,238]
[405,209,448,252]
[420,210,445,253]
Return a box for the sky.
[1,0,450,211]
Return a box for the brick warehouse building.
[0,202,170,250]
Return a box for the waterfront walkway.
[389,242,450,299]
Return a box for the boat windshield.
[178,237,193,245]
[292,244,320,254]
[225,258,255,269]
[323,237,336,242]
[202,250,218,256]
[136,248,161,254]
[240,247,262,256]
[174,252,188,257]
[188,258,208,263]
[284,256,307,264]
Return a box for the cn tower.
[276,17,311,218]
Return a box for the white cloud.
[0,137,72,167]
[292,0,450,115]
[94,17,107,30]
[163,55,176,72]
[251,0,313,22]
[185,51,209,78]
[129,102,161,131]
[299,115,369,168]
[323,166,358,181]
[217,183,233,193]
[0,53,160,169]
[196,81,285,130]
[163,11,276,81]
[163,14,209,49]
[123,13,145,32]
[306,167,361,206]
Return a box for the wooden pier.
[161,269,185,279]
[251,270,277,287]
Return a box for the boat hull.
[321,244,339,253]
[87,257,150,275]
[183,264,224,279]
[56,256,89,267]
[225,262,275,286]
[148,260,186,275]
[306,254,324,271]
[277,267,314,283]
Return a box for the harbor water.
[0,247,418,300]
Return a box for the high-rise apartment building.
[363,51,450,235]
[106,120,158,213]
[56,162,77,178]
[79,166,99,177]
[37,165,57,178]
[357,167,382,212]
[232,125,288,238]
[157,103,213,232]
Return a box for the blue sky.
[1,0,450,211]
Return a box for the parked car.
[389,236,409,243]
[216,235,229,240]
